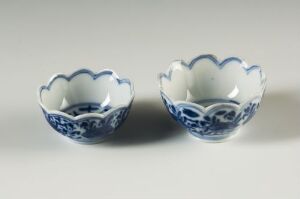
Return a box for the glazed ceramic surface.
[38,69,134,144]
[159,54,266,142]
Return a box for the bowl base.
[188,129,240,143]
[62,133,114,145]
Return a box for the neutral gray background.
[0,0,300,198]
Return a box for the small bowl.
[38,69,134,144]
[159,54,266,142]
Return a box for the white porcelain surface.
[160,56,266,106]
[38,69,134,143]
[159,54,266,141]
[1,1,300,198]
[39,69,133,118]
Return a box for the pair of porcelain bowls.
[38,54,267,144]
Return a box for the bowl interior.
[40,72,132,116]
[160,59,265,107]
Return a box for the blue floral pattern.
[42,106,129,143]
[161,92,261,140]
[38,69,134,144]
[159,54,266,141]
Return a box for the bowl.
[159,54,266,142]
[38,69,134,144]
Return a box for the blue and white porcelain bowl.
[38,69,134,144]
[159,54,266,142]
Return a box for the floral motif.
[161,92,261,139]
[159,54,266,141]
[43,106,129,143]
[38,69,134,144]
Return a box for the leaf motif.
[215,110,226,115]
[212,116,217,123]
[204,116,211,121]
[182,108,199,118]
[200,121,206,126]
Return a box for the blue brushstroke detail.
[161,92,260,140]
[38,69,134,143]
[42,105,130,143]
[61,103,112,116]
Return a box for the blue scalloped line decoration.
[160,90,261,139]
[39,68,133,99]
[42,104,131,143]
[159,54,266,86]
[43,105,129,123]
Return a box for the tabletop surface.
[1,1,300,198]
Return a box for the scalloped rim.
[37,68,135,121]
[159,54,267,110]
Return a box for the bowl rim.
[37,68,135,120]
[158,54,267,110]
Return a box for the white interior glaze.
[40,72,133,112]
[160,58,266,105]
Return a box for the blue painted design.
[161,92,261,140]
[61,103,112,117]
[161,92,178,120]
[38,69,134,144]
[159,54,266,141]
[42,105,130,143]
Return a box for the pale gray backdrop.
[0,0,300,198]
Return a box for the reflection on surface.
[101,93,111,107]
[227,85,240,99]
